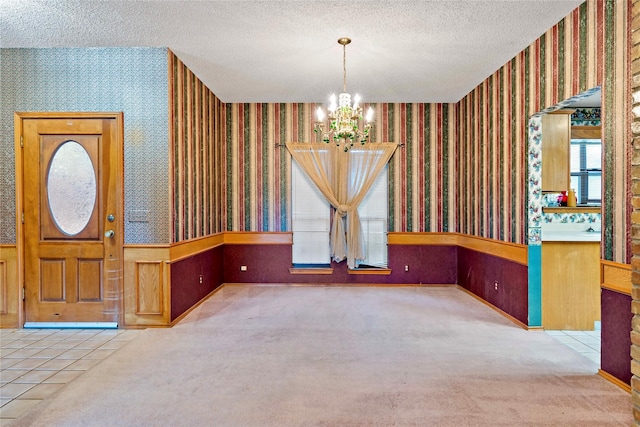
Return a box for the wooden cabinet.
[542,111,571,192]
[541,241,600,330]
[571,125,601,140]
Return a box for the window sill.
[348,268,392,275]
[289,267,334,275]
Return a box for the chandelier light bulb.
[366,107,374,123]
[316,106,325,121]
[328,94,337,112]
[353,94,360,110]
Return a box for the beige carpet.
[10,285,631,426]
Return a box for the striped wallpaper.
[173,1,630,263]
[170,52,225,242]
[222,103,455,234]
[460,0,629,261]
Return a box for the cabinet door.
[542,113,571,192]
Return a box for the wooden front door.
[20,114,123,325]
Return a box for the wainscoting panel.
[0,259,7,314]
[390,233,530,326]
[600,260,632,389]
[124,246,170,326]
[388,233,527,265]
[0,245,19,327]
[170,245,223,322]
[457,246,529,327]
[135,262,164,315]
[169,234,225,322]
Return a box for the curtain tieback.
[337,204,350,217]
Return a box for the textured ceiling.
[1,0,584,103]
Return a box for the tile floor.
[544,321,601,365]
[0,323,601,425]
[0,328,140,425]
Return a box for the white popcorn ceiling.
[1,0,584,103]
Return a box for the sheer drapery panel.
[286,142,397,268]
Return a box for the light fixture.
[314,37,374,151]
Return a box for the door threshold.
[23,322,118,329]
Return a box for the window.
[570,139,601,205]
[355,165,388,268]
[291,161,330,266]
[291,162,388,268]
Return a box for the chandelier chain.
[343,43,347,93]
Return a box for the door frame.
[14,112,125,328]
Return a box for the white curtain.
[286,142,397,269]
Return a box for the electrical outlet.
[494,281,498,291]
[404,265,409,272]
[199,275,203,284]
[241,265,247,271]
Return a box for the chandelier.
[314,37,374,151]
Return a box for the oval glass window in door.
[47,140,97,236]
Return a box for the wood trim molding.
[388,232,458,246]
[456,234,527,265]
[170,286,223,326]
[600,260,631,296]
[388,232,527,265]
[224,232,293,245]
[456,285,529,330]
[598,369,631,393]
[169,234,224,263]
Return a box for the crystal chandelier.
[314,37,374,151]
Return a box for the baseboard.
[170,282,456,326]
[222,282,456,288]
[456,285,529,330]
[170,285,225,326]
[598,369,631,393]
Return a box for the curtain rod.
[274,143,405,148]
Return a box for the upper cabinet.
[542,111,572,192]
[571,125,601,140]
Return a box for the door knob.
[104,230,115,238]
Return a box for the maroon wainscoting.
[223,244,457,285]
[171,246,224,321]
[224,245,293,283]
[388,245,457,284]
[601,288,632,385]
[457,247,528,325]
